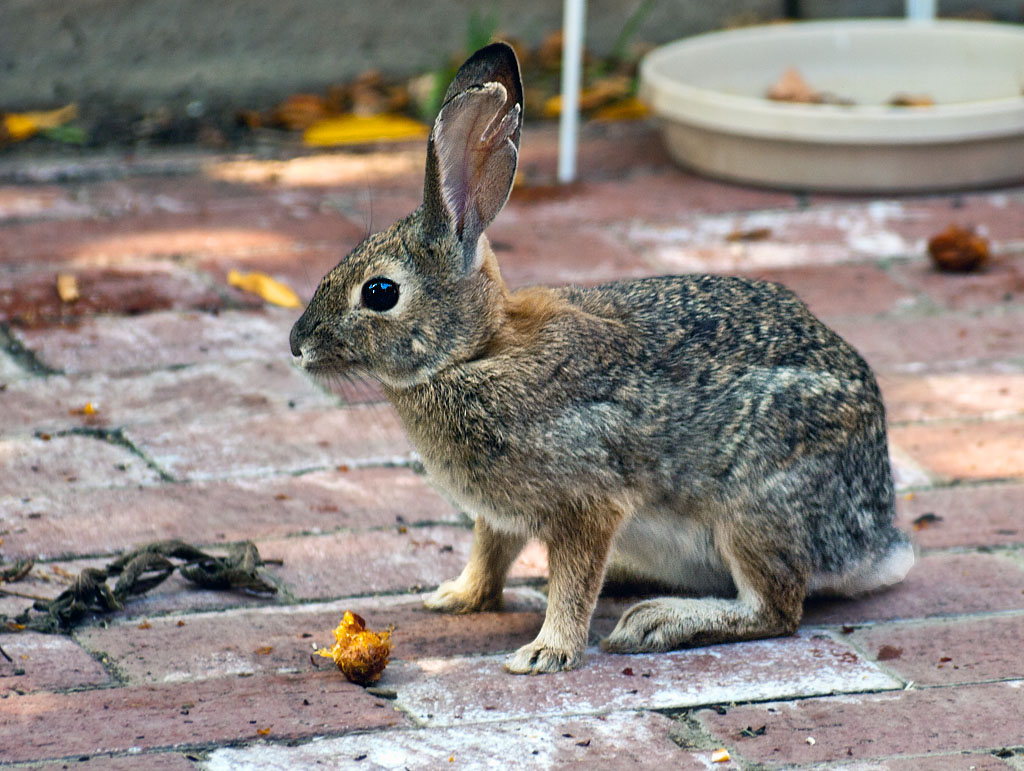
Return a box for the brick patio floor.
[1,122,1023,769]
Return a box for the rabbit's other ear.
[423,42,523,274]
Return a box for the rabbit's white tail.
[809,535,916,598]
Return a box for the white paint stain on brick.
[386,631,900,726]
[627,202,925,272]
[202,711,708,771]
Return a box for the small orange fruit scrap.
[316,610,392,685]
[711,747,731,763]
[927,225,990,272]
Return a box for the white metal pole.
[906,0,937,21]
[558,0,586,183]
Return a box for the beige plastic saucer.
[640,19,1024,192]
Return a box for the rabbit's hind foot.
[600,594,798,653]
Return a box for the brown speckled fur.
[290,43,915,674]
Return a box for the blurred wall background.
[2,0,1021,113]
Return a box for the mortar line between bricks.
[889,414,1024,430]
[0,323,62,377]
[48,425,178,483]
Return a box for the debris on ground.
[927,224,990,272]
[55,274,79,303]
[0,540,278,634]
[912,512,944,531]
[0,104,79,145]
[316,610,393,685]
[226,270,302,308]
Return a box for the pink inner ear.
[432,82,518,240]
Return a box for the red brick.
[0,359,333,437]
[832,310,1024,374]
[806,189,1024,246]
[889,419,1024,482]
[0,672,407,763]
[517,120,678,182]
[0,466,458,561]
[386,631,896,725]
[0,264,229,328]
[53,753,201,770]
[74,588,548,686]
[742,262,918,320]
[895,483,1024,549]
[803,552,1024,626]
[486,223,654,289]
[0,184,94,223]
[888,252,1024,312]
[12,307,297,375]
[850,614,1024,686]
[881,371,1024,424]
[504,172,797,232]
[201,148,424,191]
[697,682,1024,765]
[625,201,935,274]
[0,201,366,268]
[205,710,717,771]
[261,525,473,599]
[0,632,110,694]
[0,433,163,498]
[126,403,412,481]
[859,755,1012,771]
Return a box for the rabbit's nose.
[289,319,305,357]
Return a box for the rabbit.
[289,42,915,674]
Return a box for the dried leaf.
[69,402,97,416]
[912,512,944,531]
[302,114,428,146]
[1,104,78,144]
[227,269,301,308]
[269,94,329,131]
[56,274,79,303]
[592,97,649,122]
[726,227,772,243]
[0,560,34,583]
[889,93,935,107]
[767,68,820,103]
[112,552,176,599]
[542,75,632,118]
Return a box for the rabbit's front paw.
[504,639,583,674]
[423,577,497,614]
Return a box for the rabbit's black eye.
[361,277,399,312]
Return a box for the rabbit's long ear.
[422,42,523,274]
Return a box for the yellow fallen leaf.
[256,727,271,736]
[711,748,731,763]
[2,104,78,143]
[542,76,632,118]
[70,402,97,416]
[303,113,428,146]
[592,97,650,122]
[56,273,79,303]
[227,269,301,308]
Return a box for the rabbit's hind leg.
[424,515,526,613]
[601,519,808,653]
